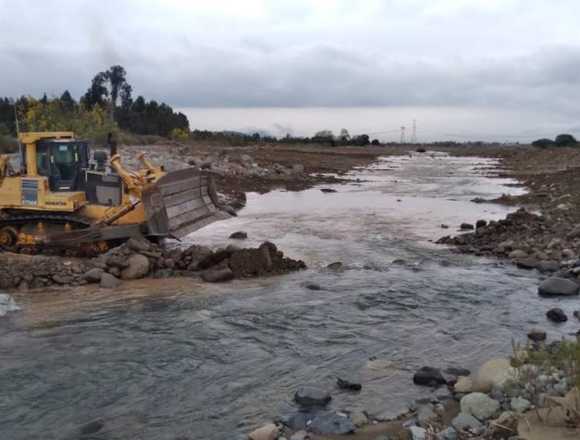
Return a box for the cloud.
[1,0,580,118]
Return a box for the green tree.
[555,133,577,147]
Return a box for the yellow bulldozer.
[0,131,228,253]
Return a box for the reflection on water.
[0,153,576,440]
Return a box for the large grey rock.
[451,412,482,431]
[294,386,331,407]
[538,277,579,296]
[121,254,150,280]
[126,237,152,253]
[83,268,104,283]
[0,294,20,317]
[308,411,355,435]
[100,273,121,289]
[460,392,500,420]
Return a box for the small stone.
[413,366,447,387]
[308,411,355,435]
[460,392,500,420]
[294,386,331,407]
[546,308,567,323]
[229,231,248,240]
[409,426,427,440]
[510,397,531,413]
[527,329,547,342]
[441,224,449,229]
[460,223,474,230]
[320,188,337,193]
[305,283,322,291]
[248,423,279,440]
[451,413,482,431]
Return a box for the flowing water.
[1,153,578,440]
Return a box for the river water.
[1,153,577,440]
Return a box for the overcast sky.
[1,0,579,139]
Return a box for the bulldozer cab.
[25,139,90,191]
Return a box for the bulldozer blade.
[142,168,230,239]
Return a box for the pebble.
[527,329,547,342]
[413,366,447,387]
[336,377,362,391]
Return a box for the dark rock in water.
[320,188,337,193]
[416,148,427,153]
[201,266,234,283]
[527,329,547,342]
[546,308,568,323]
[444,367,471,377]
[460,223,474,230]
[573,310,580,320]
[516,258,539,270]
[308,411,355,435]
[475,219,487,229]
[441,224,449,229]
[305,283,322,291]
[413,366,447,387]
[392,259,407,265]
[471,197,487,204]
[229,231,248,240]
[294,386,331,407]
[279,411,318,430]
[538,277,579,296]
[80,418,105,435]
[326,262,344,271]
[336,377,362,391]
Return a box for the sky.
[1,0,580,141]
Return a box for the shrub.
[0,134,18,154]
[555,133,577,147]
[531,138,555,148]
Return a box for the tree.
[555,133,577,147]
[339,128,350,142]
[81,71,109,108]
[532,138,555,148]
[59,90,75,112]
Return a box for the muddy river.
[1,153,577,440]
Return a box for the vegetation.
[0,65,189,144]
[533,134,578,148]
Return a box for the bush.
[532,138,555,148]
[555,133,577,147]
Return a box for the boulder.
[546,308,567,323]
[294,386,331,407]
[308,412,355,435]
[201,266,234,283]
[460,392,500,420]
[83,268,104,283]
[120,254,150,280]
[538,277,579,296]
[248,423,279,440]
[229,231,248,240]
[510,397,531,413]
[451,412,482,431]
[100,273,121,289]
[474,358,513,392]
[413,366,447,387]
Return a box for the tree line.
[0,65,189,143]
[532,134,578,148]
